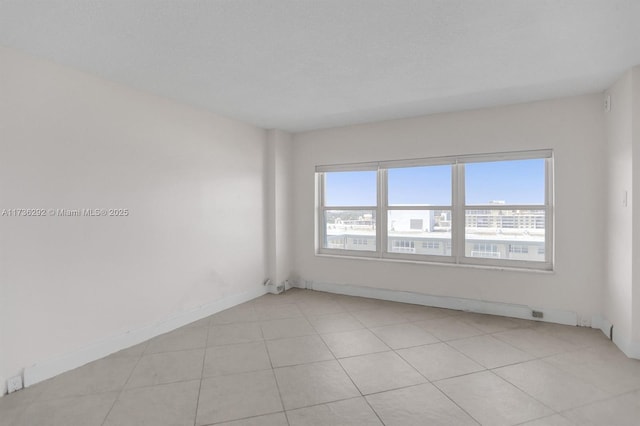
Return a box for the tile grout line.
[260,315,291,426]
[192,331,209,426]
[312,317,387,425]
[100,339,150,426]
[361,310,480,426]
[294,295,388,424]
[9,289,634,426]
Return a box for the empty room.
[2,1,640,425]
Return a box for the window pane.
[465,159,545,205]
[465,209,545,262]
[324,210,376,251]
[324,171,377,206]
[387,210,452,256]
[388,165,451,206]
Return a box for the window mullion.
[453,162,465,264]
[378,168,387,258]
[318,173,325,251]
[545,157,554,266]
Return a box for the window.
[471,243,500,258]
[422,241,440,249]
[317,150,553,270]
[508,244,529,254]
[391,240,415,253]
[320,170,377,253]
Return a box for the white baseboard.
[299,280,578,326]
[21,287,267,389]
[591,315,612,338]
[590,315,640,360]
[613,335,640,359]
[0,377,5,397]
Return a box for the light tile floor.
[2,289,639,425]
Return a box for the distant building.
[326,206,545,261]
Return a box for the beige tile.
[321,329,389,358]
[447,334,534,368]
[397,343,484,381]
[274,360,360,410]
[545,343,640,395]
[436,371,553,425]
[338,296,382,312]
[203,341,271,377]
[287,397,383,426]
[126,349,204,388]
[562,390,640,426]
[16,393,117,426]
[399,304,460,321]
[493,327,576,358]
[108,341,149,358]
[39,356,138,399]
[254,303,303,321]
[208,322,263,346]
[339,351,425,395]
[366,383,477,425]
[145,326,208,354]
[415,317,485,341]
[216,412,288,426]
[104,380,199,426]
[17,291,637,426]
[261,317,317,340]
[185,316,212,328]
[350,308,408,327]
[297,299,346,316]
[461,312,532,333]
[370,323,439,349]
[266,335,334,367]
[0,380,47,407]
[211,303,258,325]
[535,323,610,349]
[0,401,29,426]
[196,370,282,425]
[494,359,609,411]
[519,415,575,426]
[308,312,365,334]
[252,294,298,307]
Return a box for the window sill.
[314,252,555,274]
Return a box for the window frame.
[316,149,553,271]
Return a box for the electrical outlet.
[532,310,544,319]
[7,375,23,393]
[604,94,611,112]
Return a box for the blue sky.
[324,159,545,206]
[465,159,545,205]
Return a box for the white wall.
[632,67,640,348]
[604,70,634,351]
[0,46,268,388]
[265,129,293,289]
[292,95,606,323]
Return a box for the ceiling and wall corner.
[0,1,639,131]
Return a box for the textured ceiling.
[1,0,639,132]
